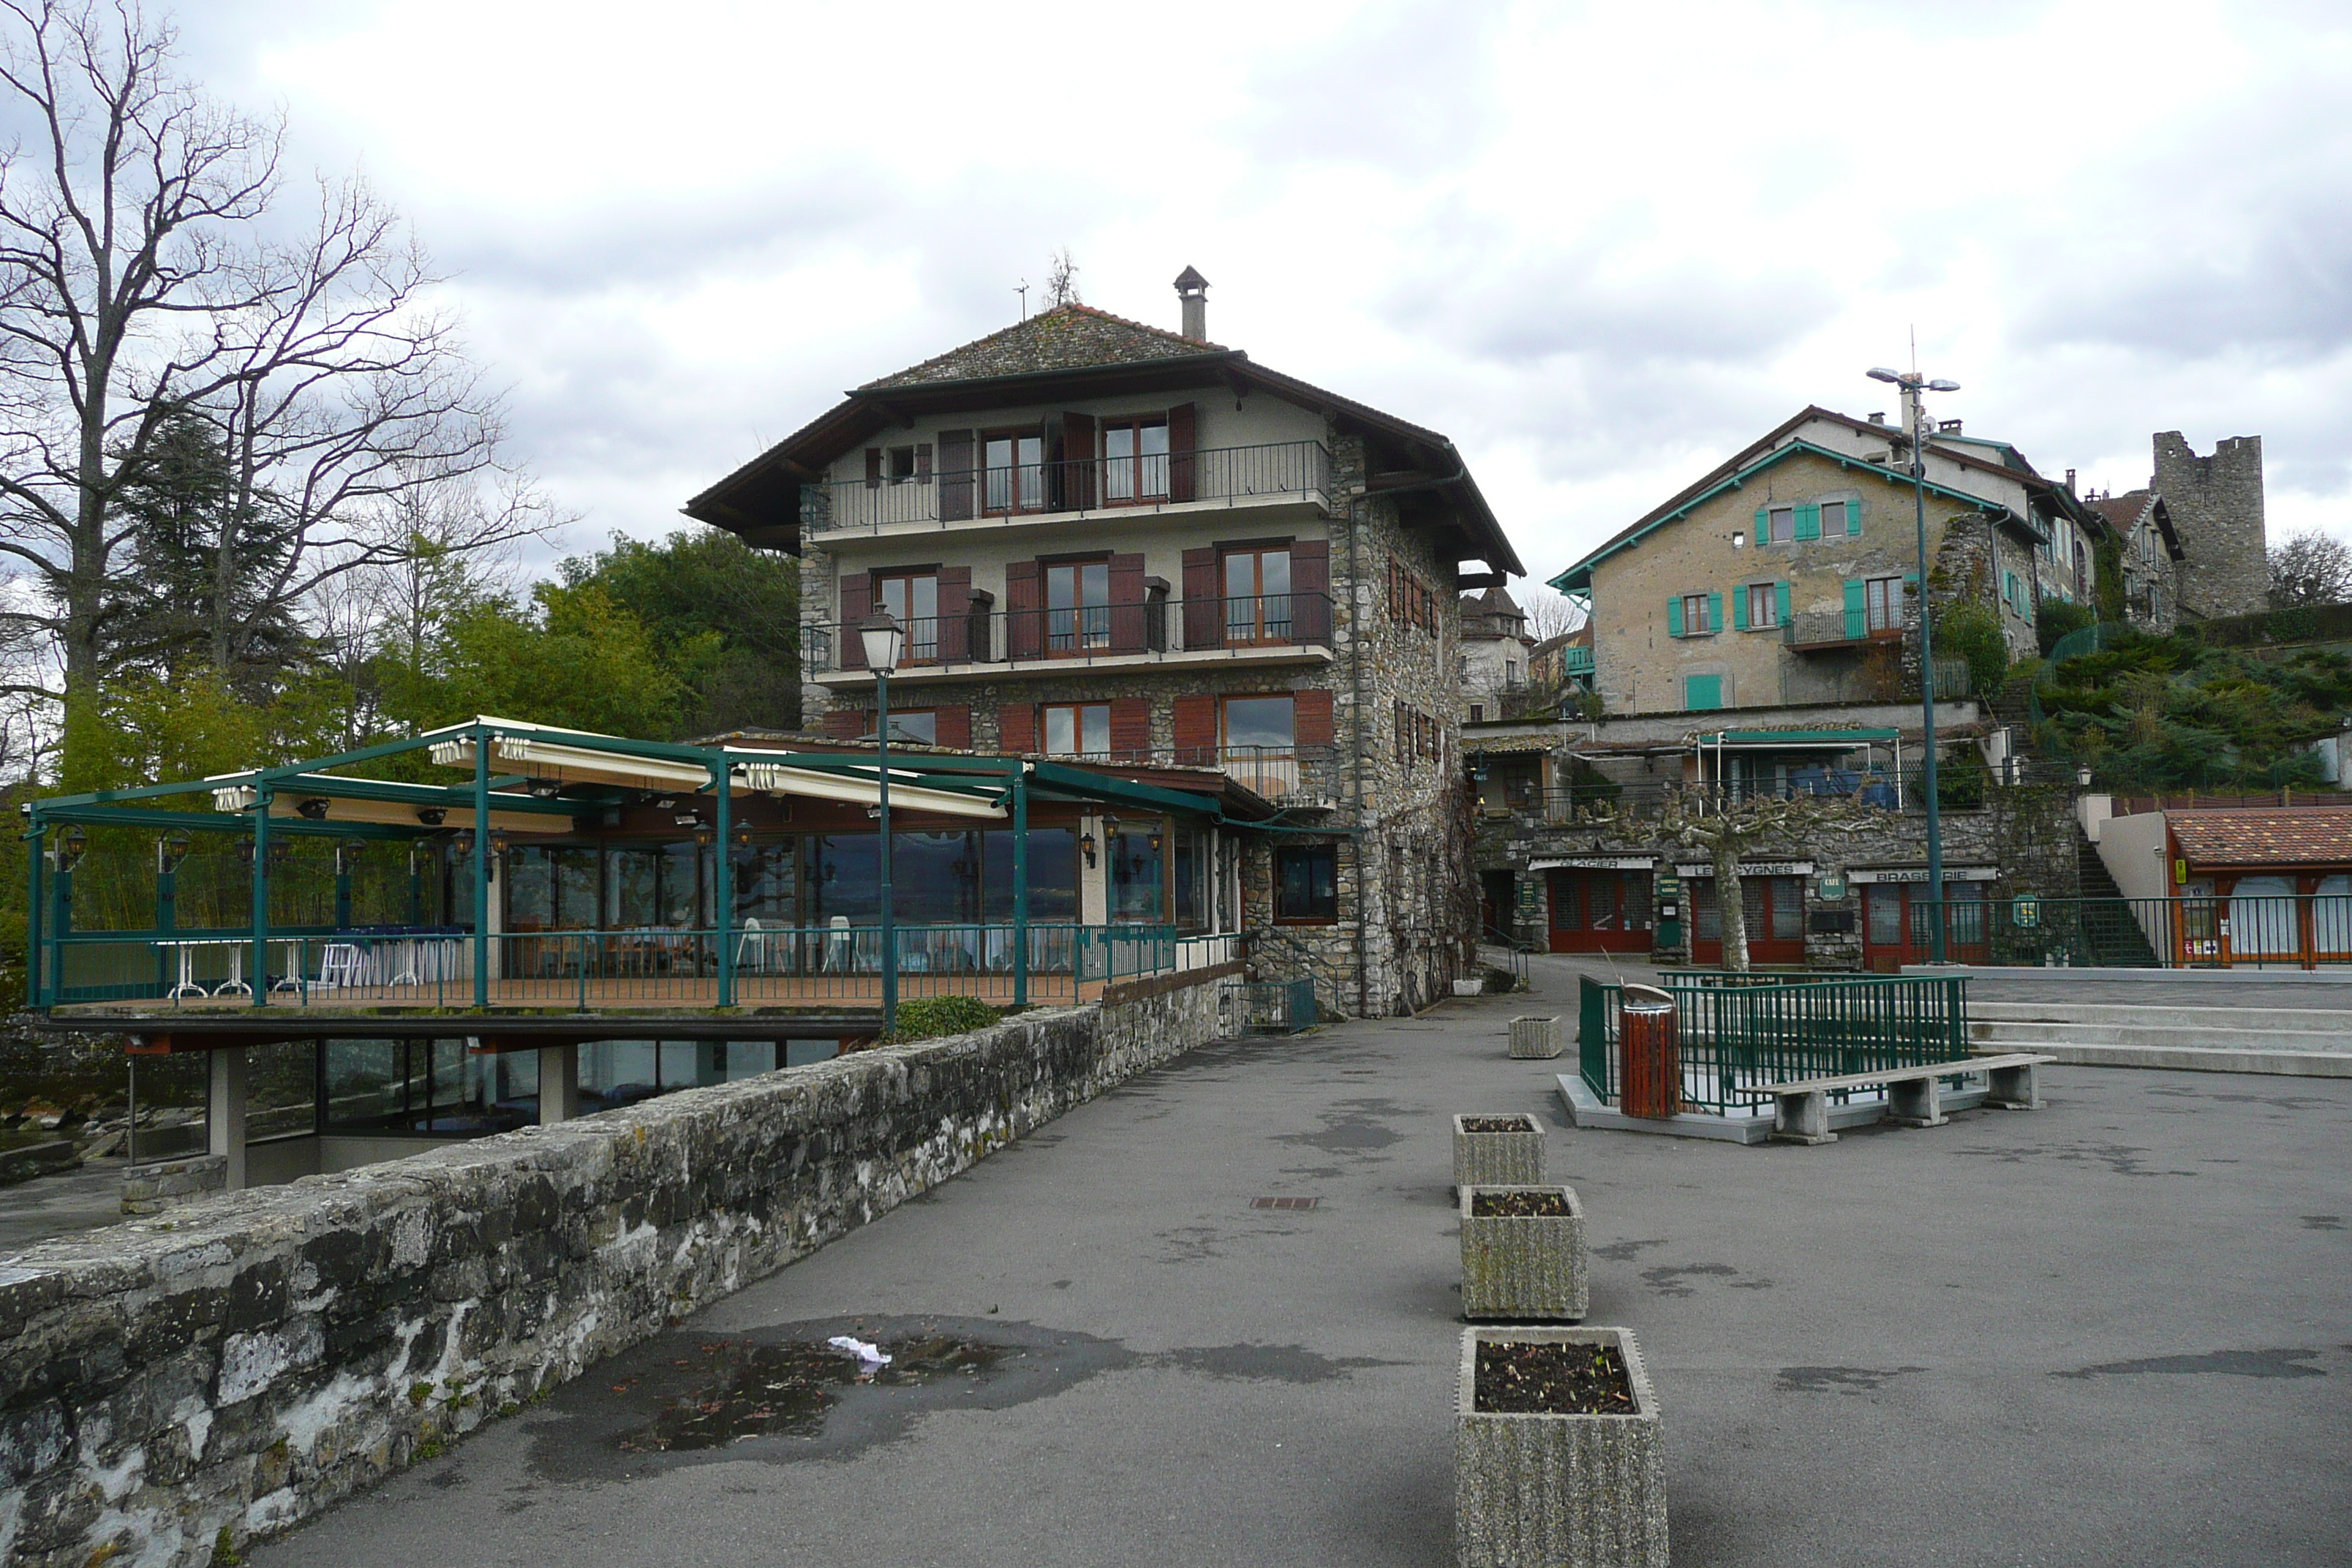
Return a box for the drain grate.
[1250,1196,1319,1210]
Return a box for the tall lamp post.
[859,613,905,1036]
[1867,365,1961,963]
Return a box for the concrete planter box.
[1452,1113,1545,1188]
[1456,1327,1667,1568]
[1460,1184,1587,1321]
[1454,978,1485,996]
[1508,1016,1564,1060]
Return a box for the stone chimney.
[1174,265,1208,341]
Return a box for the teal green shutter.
[1684,674,1723,711]
[1843,579,1865,639]
[1753,506,1768,540]
[1846,498,1863,536]
[1732,584,1749,630]
[1667,596,1683,637]
[1794,503,1821,541]
[1776,581,1793,626]
[1707,592,1722,634]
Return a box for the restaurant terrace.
[21,716,1267,1191]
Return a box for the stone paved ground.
[0,1157,123,1251]
[247,957,2352,1567]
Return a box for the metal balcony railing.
[1784,609,1901,647]
[811,440,1331,534]
[805,592,1334,671]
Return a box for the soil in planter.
[1469,1190,1571,1218]
[1474,1341,1636,1416]
[1459,1116,1538,1134]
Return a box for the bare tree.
[2266,529,2352,609]
[0,1,546,782]
[1655,786,1879,972]
[1044,247,1080,309]
[1518,582,1585,644]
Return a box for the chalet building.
[685,271,1524,1014]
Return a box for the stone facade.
[2153,431,2268,621]
[0,979,1227,1568]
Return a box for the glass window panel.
[1771,877,1803,941]
[785,1040,837,1068]
[1105,425,1136,501]
[1044,704,1075,755]
[324,1039,404,1133]
[1223,696,1295,750]
[579,1041,664,1112]
[1820,501,1845,532]
[804,835,881,924]
[984,437,1013,510]
[507,846,554,931]
[658,841,698,927]
[734,842,798,924]
[889,709,937,745]
[1109,828,1164,924]
[1275,845,1338,921]
[1865,885,1903,945]
[891,830,981,924]
[554,847,598,928]
[978,826,1079,922]
[1693,881,1720,941]
[605,847,657,928]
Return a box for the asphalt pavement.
[247,956,2352,1567]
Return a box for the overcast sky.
[174,0,2352,582]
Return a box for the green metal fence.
[1899,894,2352,970]
[1578,972,1972,1115]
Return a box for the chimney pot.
[2065,468,2077,495]
[1868,411,1886,425]
[1174,265,1209,341]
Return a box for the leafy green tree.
[559,529,799,737]
[2036,598,2097,656]
[1935,601,2009,696]
[425,582,682,739]
[2040,631,2352,791]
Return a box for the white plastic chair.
[317,943,363,989]
[823,915,853,973]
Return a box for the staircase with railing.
[1244,925,1351,1022]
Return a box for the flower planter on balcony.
[1452,1113,1545,1190]
[1456,1327,1667,1568]
[1460,1185,1587,1322]
[1508,1015,1563,1060]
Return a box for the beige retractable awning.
[207,784,565,834]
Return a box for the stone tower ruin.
[2152,431,2266,619]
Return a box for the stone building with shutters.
[1549,405,2108,716]
[684,269,1525,1016]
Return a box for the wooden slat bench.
[1751,1052,2055,1145]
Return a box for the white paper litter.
[827,1335,892,1368]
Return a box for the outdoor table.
[150,936,306,997]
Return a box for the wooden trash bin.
[1618,984,1681,1119]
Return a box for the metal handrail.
[810,440,1332,533]
[804,591,1335,671]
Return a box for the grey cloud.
[1236,0,1508,177]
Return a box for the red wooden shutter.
[1109,697,1153,762]
[998,703,1036,754]
[1181,546,1218,649]
[1294,689,1335,750]
[837,570,872,668]
[1173,695,1218,768]
[933,704,971,750]
[1290,538,1330,644]
[1108,551,1148,653]
[1005,559,1043,658]
[864,448,883,489]
[1060,412,1096,510]
[938,430,975,521]
[1166,402,1197,501]
[822,708,864,739]
[935,565,972,662]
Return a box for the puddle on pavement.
[619,1333,1012,1452]
[526,1313,1399,1482]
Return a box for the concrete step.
[1970,1017,2352,1053]
[1976,1039,2352,1077]
[1972,1001,2352,1036]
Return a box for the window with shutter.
[1100,415,1168,503]
[1667,596,1684,638]
[933,705,971,750]
[1775,581,1793,627]
[1732,584,1749,630]
[1794,503,1820,541]
[1766,506,1794,543]
[1866,576,1904,633]
[1707,592,1723,634]
[1819,500,1847,535]
[1043,703,1112,758]
[937,431,975,521]
[1684,674,1724,711]
[1843,578,1867,640]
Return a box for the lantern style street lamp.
[859,613,905,1035]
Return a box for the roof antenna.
[1016,279,1029,320]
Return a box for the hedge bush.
[885,995,1001,1042]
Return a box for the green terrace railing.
[37,923,1188,1010]
[1579,973,1972,1116]
[1894,894,2352,970]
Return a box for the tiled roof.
[862,304,1220,389]
[2086,491,2154,529]
[2170,810,2352,866]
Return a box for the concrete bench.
[1753,1052,2054,1145]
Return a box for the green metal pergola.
[23,716,1239,1014]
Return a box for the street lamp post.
[860,613,905,1036]
[1867,365,1961,964]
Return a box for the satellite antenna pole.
[1016,280,1030,320]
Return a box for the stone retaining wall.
[0,976,1228,1567]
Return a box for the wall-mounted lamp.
[1079,830,1098,868]
[295,797,332,821]
[157,833,192,875]
[56,826,88,872]
[2076,765,2093,788]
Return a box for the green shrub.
[886,995,1000,1042]
[2036,599,2097,656]
[1936,602,2009,696]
